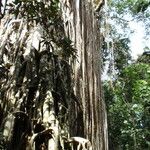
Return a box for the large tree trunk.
[60,0,108,149]
[0,0,108,150]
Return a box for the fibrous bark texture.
[0,0,108,149]
[60,0,108,150]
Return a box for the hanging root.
[28,128,54,149]
[63,136,92,150]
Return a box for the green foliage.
[105,63,150,149]
[137,50,150,64]
[132,0,150,14]
[102,37,131,75]
[108,0,150,36]
[109,0,150,15]
[108,0,150,41]
[8,0,76,59]
[113,38,131,73]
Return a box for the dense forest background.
[102,0,150,149]
[0,0,150,150]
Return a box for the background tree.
[102,0,150,149]
[101,0,150,77]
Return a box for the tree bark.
[60,0,108,149]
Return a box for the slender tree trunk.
[60,0,108,149]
